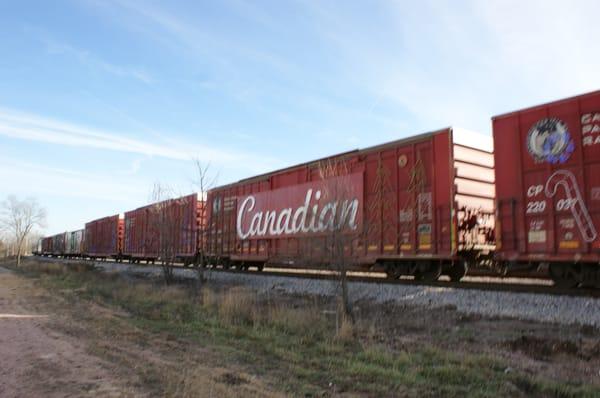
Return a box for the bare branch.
[192,158,219,200]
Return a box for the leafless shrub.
[334,308,355,342]
[313,159,361,322]
[149,183,183,285]
[192,159,218,286]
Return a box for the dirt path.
[0,266,135,397]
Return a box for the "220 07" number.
[526,200,546,214]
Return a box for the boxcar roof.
[492,89,600,120]
[211,127,451,191]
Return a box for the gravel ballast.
[83,260,600,328]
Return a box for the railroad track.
[213,267,600,298]
[30,255,600,298]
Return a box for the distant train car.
[41,236,53,256]
[204,127,495,280]
[51,232,68,257]
[34,238,42,255]
[124,193,204,265]
[493,90,600,287]
[65,229,84,258]
[84,215,124,260]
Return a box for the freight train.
[37,90,600,288]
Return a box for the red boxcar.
[493,90,600,287]
[124,194,204,264]
[41,236,53,255]
[84,215,124,259]
[205,127,495,280]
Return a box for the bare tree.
[314,159,361,323]
[192,159,218,284]
[0,196,46,266]
[149,184,182,284]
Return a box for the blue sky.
[2,0,600,235]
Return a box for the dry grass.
[199,286,325,335]
[202,287,219,310]
[263,303,323,338]
[335,315,355,342]
[216,287,257,325]
[167,366,282,398]
[17,259,94,275]
[19,260,68,274]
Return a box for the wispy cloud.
[82,0,408,147]
[84,0,315,103]
[0,107,282,174]
[0,107,190,159]
[298,0,600,133]
[0,156,145,202]
[43,38,153,84]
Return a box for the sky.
[2,0,600,235]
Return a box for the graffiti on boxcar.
[417,192,432,221]
[527,118,574,164]
[545,169,598,243]
[581,112,600,147]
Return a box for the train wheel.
[448,260,468,282]
[384,263,401,279]
[549,263,578,289]
[414,261,442,282]
[256,263,264,272]
[580,265,600,288]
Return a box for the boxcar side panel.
[124,194,202,261]
[494,91,600,263]
[52,233,67,255]
[84,215,123,257]
[41,237,53,254]
[205,129,457,267]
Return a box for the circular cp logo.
[527,118,574,164]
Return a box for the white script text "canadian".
[236,189,359,239]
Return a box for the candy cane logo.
[527,118,574,164]
[545,170,598,242]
